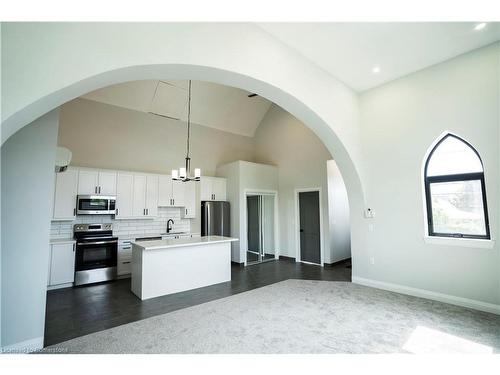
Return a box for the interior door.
[78,169,99,195]
[247,195,261,262]
[98,171,117,195]
[299,191,321,264]
[132,174,147,217]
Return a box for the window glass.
[429,180,486,236]
[427,136,483,177]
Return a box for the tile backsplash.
[50,207,193,240]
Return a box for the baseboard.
[278,255,296,262]
[1,336,44,354]
[352,276,500,316]
[47,282,73,291]
[324,257,351,267]
[231,261,245,267]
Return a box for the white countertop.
[49,238,76,244]
[132,236,238,250]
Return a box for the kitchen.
[43,78,350,345]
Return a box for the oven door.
[75,239,118,272]
[77,195,115,215]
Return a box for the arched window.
[424,134,490,239]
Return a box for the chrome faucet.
[166,219,174,233]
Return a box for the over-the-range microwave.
[76,195,116,215]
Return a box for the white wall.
[358,42,500,304]
[1,110,59,349]
[327,160,351,262]
[254,105,343,263]
[217,161,279,263]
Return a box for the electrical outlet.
[370,256,375,265]
[364,208,375,219]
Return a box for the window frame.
[424,134,490,240]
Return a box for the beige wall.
[58,98,256,176]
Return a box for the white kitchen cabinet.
[145,175,159,217]
[200,176,227,201]
[158,175,185,207]
[49,243,75,286]
[118,240,132,277]
[52,167,78,220]
[77,169,99,195]
[98,170,117,195]
[116,173,158,219]
[77,168,116,195]
[181,181,196,219]
[132,174,147,217]
[212,178,226,200]
[116,173,134,218]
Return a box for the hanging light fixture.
[172,80,201,182]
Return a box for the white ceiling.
[258,22,500,92]
[82,80,272,137]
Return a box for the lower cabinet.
[48,242,75,288]
[117,240,132,277]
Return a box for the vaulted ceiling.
[81,23,500,136]
[82,80,272,137]
[258,22,500,92]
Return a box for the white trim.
[47,282,74,291]
[1,336,44,354]
[294,188,324,266]
[243,189,280,265]
[352,276,500,316]
[423,236,495,249]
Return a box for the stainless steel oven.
[76,195,116,215]
[74,223,117,286]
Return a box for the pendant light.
[172,80,201,182]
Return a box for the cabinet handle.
[146,208,149,215]
[185,208,187,215]
[123,261,131,264]
[116,208,119,216]
[73,208,76,216]
[99,186,101,194]
[95,186,98,194]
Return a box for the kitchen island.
[131,236,238,300]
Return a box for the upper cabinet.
[77,168,116,195]
[201,177,227,201]
[182,181,196,219]
[158,175,185,207]
[53,167,79,220]
[116,173,158,219]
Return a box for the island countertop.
[131,235,238,250]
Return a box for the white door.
[53,168,78,220]
[77,169,99,195]
[98,171,117,195]
[182,181,196,218]
[200,177,213,201]
[158,175,173,206]
[49,243,75,285]
[132,174,147,217]
[145,174,159,217]
[116,173,134,218]
[171,180,185,207]
[212,178,226,201]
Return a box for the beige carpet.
[44,280,500,354]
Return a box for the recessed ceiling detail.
[82,80,272,137]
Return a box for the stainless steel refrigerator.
[201,201,230,237]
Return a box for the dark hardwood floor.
[44,259,351,347]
